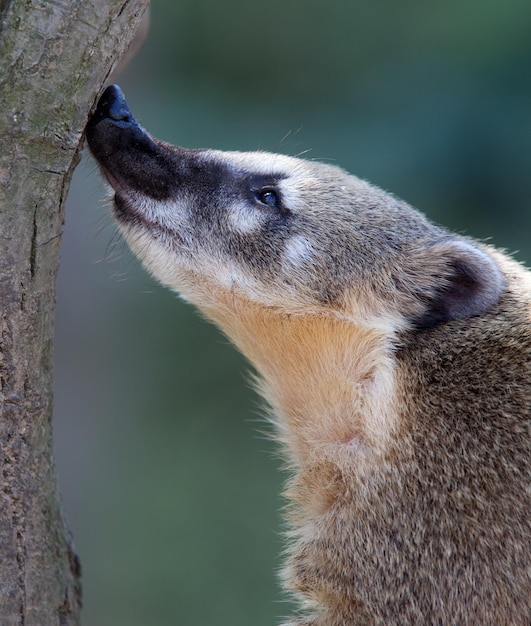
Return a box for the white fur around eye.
[226,202,264,234]
[283,235,315,267]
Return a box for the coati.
[86,84,530,625]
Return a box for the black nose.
[86,83,149,160]
[92,84,135,125]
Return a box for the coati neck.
[202,294,398,468]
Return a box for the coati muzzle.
[87,84,194,202]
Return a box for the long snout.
[86,85,176,200]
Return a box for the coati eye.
[255,189,280,209]
[247,174,290,215]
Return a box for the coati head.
[86,85,503,336]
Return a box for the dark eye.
[255,189,280,209]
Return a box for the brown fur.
[202,256,531,625]
[282,253,531,625]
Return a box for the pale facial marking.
[226,201,264,234]
[113,187,192,236]
[215,149,306,176]
[283,235,315,268]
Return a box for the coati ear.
[414,239,504,329]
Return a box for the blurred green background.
[54,1,531,625]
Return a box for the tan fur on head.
[86,86,531,625]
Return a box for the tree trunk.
[0,0,150,623]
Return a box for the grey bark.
[0,1,150,623]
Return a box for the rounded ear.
[414,239,505,329]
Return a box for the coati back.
[86,85,531,625]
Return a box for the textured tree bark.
[0,1,150,623]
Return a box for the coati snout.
[86,85,530,625]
